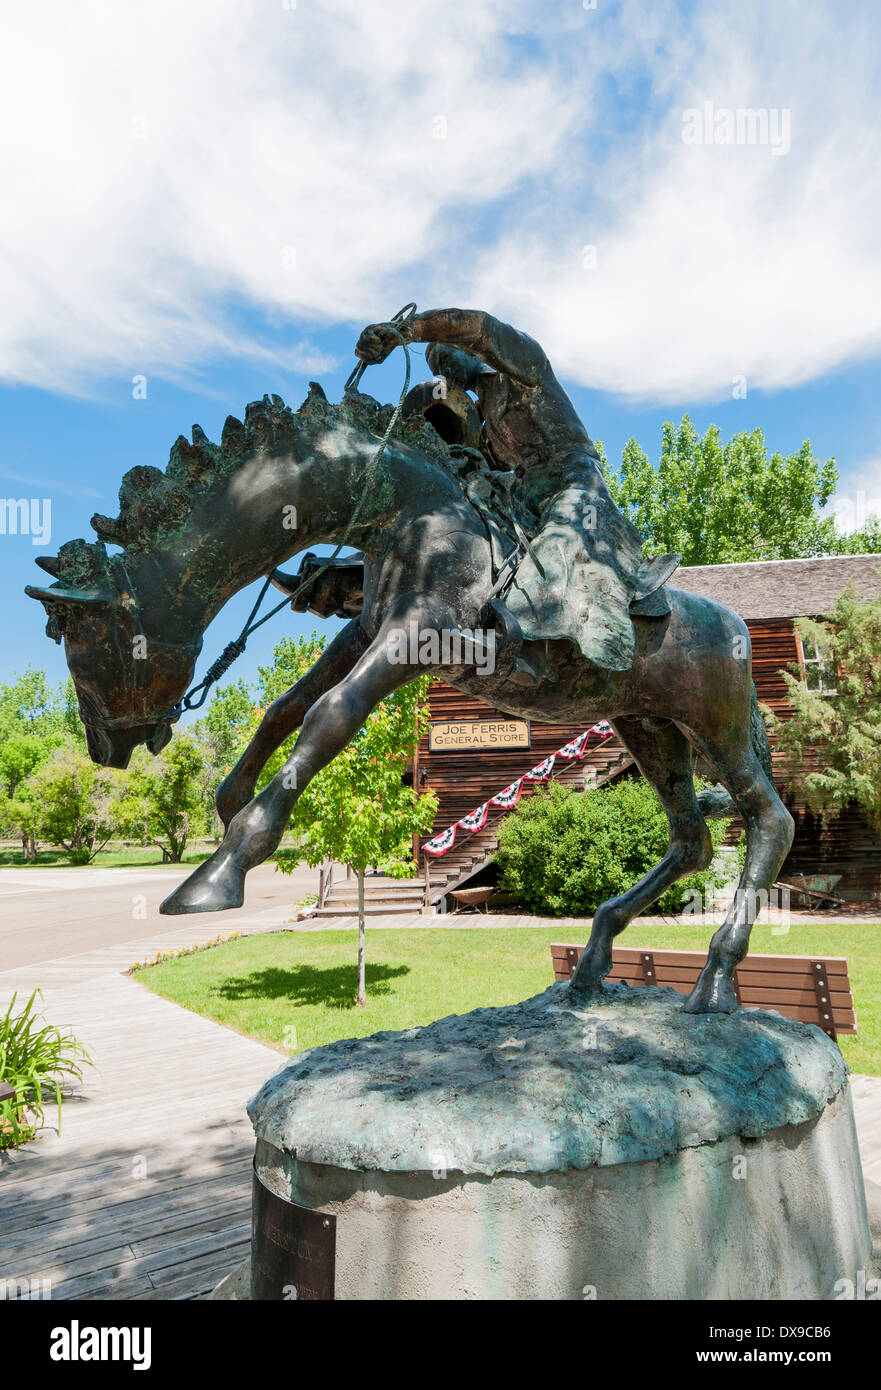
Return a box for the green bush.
[0,990,92,1148]
[495,779,729,917]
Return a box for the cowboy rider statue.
[355,308,680,676]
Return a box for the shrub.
[0,991,92,1148]
[495,778,729,917]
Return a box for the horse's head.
[25,539,199,768]
[25,384,458,767]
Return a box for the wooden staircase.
[312,738,634,919]
[422,742,633,908]
[313,867,428,918]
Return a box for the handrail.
[422,723,617,858]
[318,858,335,909]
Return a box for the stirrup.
[632,552,681,601]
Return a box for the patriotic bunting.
[525,754,555,782]
[458,801,490,832]
[423,823,457,856]
[489,779,524,809]
[421,722,617,858]
[558,729,590,760]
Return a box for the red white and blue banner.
[422,721,615,857]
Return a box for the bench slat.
[549,944,850,977]
[550,943,857,1039]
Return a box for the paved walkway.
[0,860,318,971]
[1,901,879,1298]
[0,910,290,1300]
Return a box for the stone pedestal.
[245,982,872,1300]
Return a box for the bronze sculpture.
[26,308,794,1015]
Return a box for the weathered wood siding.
[418,684,597,830]
[419,617,881,900]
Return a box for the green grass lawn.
[0,838,304,870]
[0,844,215,869]
[133,919,881,1076]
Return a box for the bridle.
[78,555,202,732]
[81,303,419,734]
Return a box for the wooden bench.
[550,944,857,1041]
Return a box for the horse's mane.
[54,383,455,585]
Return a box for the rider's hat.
[402,377,483,450]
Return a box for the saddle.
[270,475,680,682]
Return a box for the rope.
[171,303,417,718]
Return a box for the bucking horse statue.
[26,306,793,1014]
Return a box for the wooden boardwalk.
[1,918,879,1299]
[0,926,283,1301]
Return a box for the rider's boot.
[632,552,681,602]
[484,597,542,684]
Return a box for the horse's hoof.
[569,948,612,994]
[160,860,245,915]
[683,967,738,1015]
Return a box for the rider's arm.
[405,308,552,387]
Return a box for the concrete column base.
[243,981,874,1300]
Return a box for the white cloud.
[825,459,881,532]
[0,0,580,391]
[1,0,880,401]
[469,2,881,400]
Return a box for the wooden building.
[416,553,881,905]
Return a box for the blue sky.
[2,0,880,713]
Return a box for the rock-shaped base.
[247,982,872,1300]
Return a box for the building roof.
[672,553,881,621]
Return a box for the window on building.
[800,637,838,695]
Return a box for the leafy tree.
[0,668,55,741]
[258,632,326,704]
[0,733,57,858]
[495,778,729,916]
[831,514,881,556]
[198,679,255,776]
[117,735,209,862]
[599,417,855,565]
[193,679,256,834]
[770,579,881,837]
[0,669,84,746]
[23,747,122,865]
[278,675,437,1005]
[246,632,329,792]
[2,790,43,862]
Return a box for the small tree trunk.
[28,835,36,861]
[356,869,366,1007]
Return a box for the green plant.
[771,578,881,838]
[277,667,437,1006]
[21,746,121,864]
[116,734,209,862]
[0,990,92,1148]
[495,778,729,917]
[599,415,881,564]
[130,932,243,972]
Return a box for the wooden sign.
[251,1169,336,1300]
[428,719,531,751]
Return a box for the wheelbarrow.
[448,886,497,914]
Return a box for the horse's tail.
[696,682,773,820]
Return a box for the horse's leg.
[215,619,370,829]
[569,717,713,994]
[160,621,425,915]
[683,728,793,1014]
